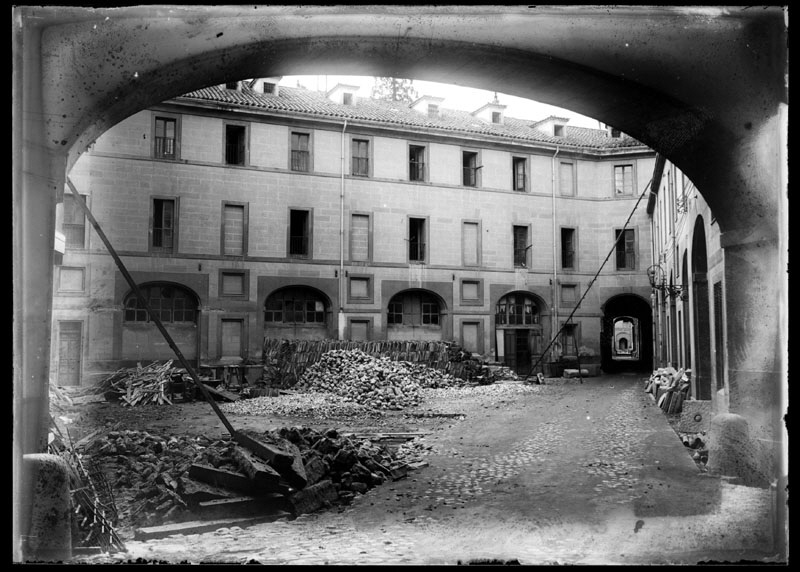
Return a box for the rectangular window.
[422,302,440,325]
[58,267,85,292]
[614,164,634,195]
[388,301,403,325]
[151,198,176,252]
[553,124,565,137]
[351,138,369,176]
[513,225,528,268]
[512,157,527,191]
[350,214,370,262]
[461,280,480,301]
[561,284,578,305]
[291,132,311,172]
[225,124,246,165]
[154,116,177,159]
[289,209,310,258]
[342,92,353,105]
[462,151,479,187]
[349,277,370,300]
[222,203,246,256]
[63,193,87,248]
[615,228,636,270]
[262,82,276,94]
[561,323,579,357]
[462,221,480,266]
[220,271,246,297]
[427,104,439,118]
[561,228,576,269]
[559,162,575,196]
[350,319,369,341]
[220,319,243,358]
[409,145,426,181]
[409,217,426,262]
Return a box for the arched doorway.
[495,292,544,374]
[386,289,445,341]
[122,282,199,364]
[264,286,332,340]
[601,294,652,373]
[692,217,713,400]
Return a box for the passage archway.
[13,6,788,561]
[601,295,652,373]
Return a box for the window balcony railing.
[409,241,426,262]
[289,235,309,257]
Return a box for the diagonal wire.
[526,177,654,379]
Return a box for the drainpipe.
[551,145,560,363]
[338,120,348,340]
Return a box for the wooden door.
[57,322,82,386]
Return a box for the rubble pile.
[262,339,491,388]
[644,367,691,414]
[295,349,464,410]
[80,426,415,532]
[220,392,380,419]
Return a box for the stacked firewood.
[295,350,463,410]
[92,361,181,406]
[644,367,691,413]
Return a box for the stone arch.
[386,288,447,342]
[601,294,652,373]
[263,285,334,341]
[120,281,200,364]
[692,215,713,400]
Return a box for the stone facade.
[51,82,656,385]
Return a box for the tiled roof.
[177,84,645,150]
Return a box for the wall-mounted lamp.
[647,264,686,301]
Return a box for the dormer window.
[428,104,439,118]
[343,92,353,106]
[610,128,621,138]
[554,124,565,137]
[326,83,359,105]
[492,111,502,124]
[225,82,238,90]
[262,82,276,94]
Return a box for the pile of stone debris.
[293,349,468,410]
[81,425,428,537]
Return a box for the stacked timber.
[644,367,691,414]
[94,361,178,406]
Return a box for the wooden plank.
[234,430,295,468]
[230,446,283,488]
[201,383,240,402]
[188,463,279,495]
[133,515,291,540]
[196,495,292,519]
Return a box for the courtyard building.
[54,79,659,385]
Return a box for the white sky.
[279,75,604,129]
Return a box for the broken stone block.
[312,437,338,455]
[289,479,338,515]
[350,481,368,494]
[331,448,358,471]
[303,456,330,487]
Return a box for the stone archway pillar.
[720,234,784,479]
[13,20,68,561]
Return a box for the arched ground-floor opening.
[601,294,653,373]
[386,289,446,342]
[494,291,546,375]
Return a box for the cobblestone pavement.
[87,373,779,565]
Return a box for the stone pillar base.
[21,454,72,563]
